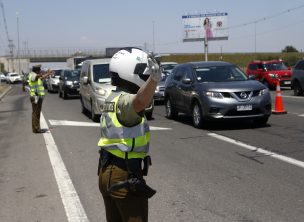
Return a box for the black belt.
[98,149,151,177]
[110,155,142,172]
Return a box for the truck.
[66,56,88,70]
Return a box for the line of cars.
[42,57,303,129]
[45,69,81,99]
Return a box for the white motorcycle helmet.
[110,47,151,89]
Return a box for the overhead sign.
[182,12,228,42]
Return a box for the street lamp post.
[16,11,20,74]
[152,21,155,52]
[254,21,257,53]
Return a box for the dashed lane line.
[208,132,304,169]
[41,114,89,222]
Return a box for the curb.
[0,85,12,100]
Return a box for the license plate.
[283,81,291,85]
[237,105,252,111]
[77,88,80,91]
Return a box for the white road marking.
[49,119,99,127]
[208,132,304,169]
[41,114,89,222]
[49,119,172,130]
[282,95,304,99]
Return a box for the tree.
[282,45,298,53]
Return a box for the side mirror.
[182,78,192,84]
[83,76,88,85]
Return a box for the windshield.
[93,64,110,83]
[65,70,80,80]
[162,64,177,71]
[262,62,288,71]
[195,65,248,82]
[53,70,61,78]
[161,71,170,82]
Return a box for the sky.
[0,0,304,56]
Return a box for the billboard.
[182,12,228,42]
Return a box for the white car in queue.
[6,72,22,84]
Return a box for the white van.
[79,58,114,122]
[80,58,154,122]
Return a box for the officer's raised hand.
[147,53,162,82]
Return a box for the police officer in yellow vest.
[98,48,162,222]
[28,65,52,133]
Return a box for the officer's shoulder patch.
[102,102,115,112]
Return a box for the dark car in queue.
[154,71,171,102]
[291,59,304,96]
[58,69,80,99]
[164,61,272,128]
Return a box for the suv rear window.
[93,64,111,83]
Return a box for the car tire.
[253,117,269,126]
[80,96,87,114]
[91,102,99,122]
[63,91,68,99]
[293,81,303,96]
[165,98,178,119]
[145,111,153,120]
[192,101,203,128]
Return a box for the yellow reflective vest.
[98,92,150,159]
[28,72,45,97]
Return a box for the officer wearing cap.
[28,64,52,133]
[97,47,162,222]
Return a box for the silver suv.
[79,58,154,122]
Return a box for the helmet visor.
[134,63,150,81]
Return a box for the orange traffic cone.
[272,80,287,114]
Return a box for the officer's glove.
[147,53,162,82]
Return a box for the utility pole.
[152,21,155,52]
[254,21,257,53]
[8,39,14,71]
[16,11,20,74]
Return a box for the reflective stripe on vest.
[28,72,45,96]
[97,93,150,159]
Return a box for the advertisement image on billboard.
[182,12,228,42]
